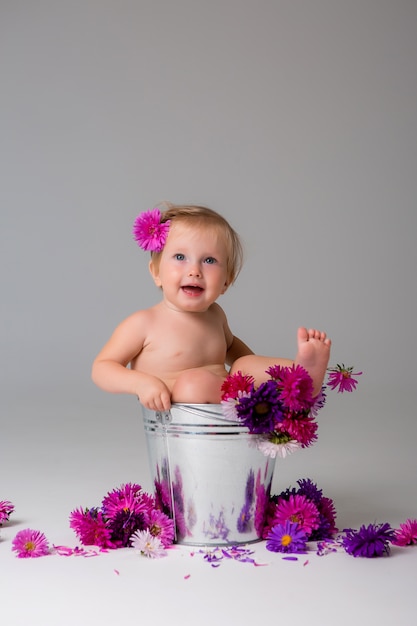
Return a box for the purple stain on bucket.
[142,403,277,546]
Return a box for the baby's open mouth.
[181,285,204,295]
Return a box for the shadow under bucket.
[142,403,276,546]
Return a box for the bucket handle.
[155,410,172,425]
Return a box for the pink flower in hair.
[132,208,170,252]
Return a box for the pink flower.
[392,519,417,547]
[132,208,170,252]
[0,500,15,524]
[327,364,362,393]
[220,371,255,401]
[69,507,115,549]
[272,494,320,535]
[267,364,314,412]
[147,508,175,548]
[12,529,50,558]
[278,415,318,447]
[101,483,153,520]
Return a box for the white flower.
[220,398,239,421]
[256,438,302,459]
[221,391,251,421]
[131,530,167,558]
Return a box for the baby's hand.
[136,376,172,412]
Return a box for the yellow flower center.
[281,534,292,547]
[25,541,36,552]
[150,524,161,536]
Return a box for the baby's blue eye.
[204,257,217,264]
[175,253,185,261]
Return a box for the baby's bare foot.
[295,327,331,396]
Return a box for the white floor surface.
[1,387,416,625]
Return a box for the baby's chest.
[151,319,226,358]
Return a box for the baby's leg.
[171,368,226,404]
[230,327,331,396]
[230,355,294,386]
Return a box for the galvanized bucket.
[142,403,276,546]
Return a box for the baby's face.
[149,222,230,312]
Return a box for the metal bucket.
[142,403,276,546]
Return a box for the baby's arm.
[226,335,254,366]
[91,311,171,411]
[221,309,254,367]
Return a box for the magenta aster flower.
[279,414,318,447]
[294,479,337,540]
[101,483,151,520]
[69,507,115,549]
[273,494,320,535]
[0,500,15,524]
[266,521,308,554]
[342,523,394,557]
[12,528,50,558]
[147,508,175,548]
[327,364,362,393]
[267,364,314,412]
[132,208,170,252]
[392,519,417,547]
[220,371,255,401]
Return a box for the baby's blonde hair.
[150,202,244,285]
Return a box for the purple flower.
[266,521,308,554]
[0,500,15,524]
[342,523,394,557]
[132,208,170,252]
[236,380,283,434]
[327,364,362,393]
[12,529,50,558]
[108,509,147,547]
[296,478,323,505]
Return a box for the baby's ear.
[220,280,230,295]
[149,259,162,287]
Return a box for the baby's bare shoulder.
[108,308,159,345]
[208,302,227,320]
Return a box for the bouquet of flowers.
[69,483,175,557]
[220,363,361,459]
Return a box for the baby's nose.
[188,264,202,277]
